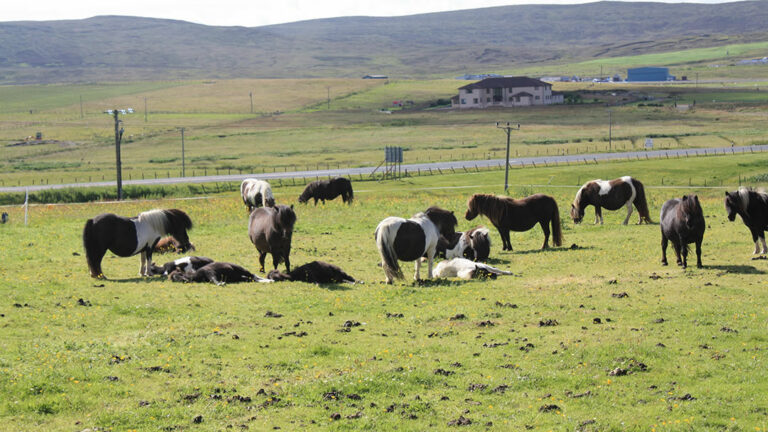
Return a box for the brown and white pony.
[248,204,296,273]
[241,178,275,212]
[660,195,705,268]
[571,176,652,225]
[725,187,768,255]
[374,207,458,283]
[437,226,492,262]
[83,209,193,278]
[465,193,562,251]
[153,236,196,254]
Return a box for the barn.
[626,67,673,82]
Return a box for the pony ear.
[725,191,730,197]
[682,195,688,201]
[693,195,700,203]
[290,204,294,210]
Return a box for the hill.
[1,1,767,83]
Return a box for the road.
[2,144,766,193]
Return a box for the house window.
[473,98,478,104]
[508,97,514,101]
[461,99,466,104]
[515,96,520,102]
[535,96,540,100]
[486,97,490,102]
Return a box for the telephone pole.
[496,122,520,193]
[105,108,134,200]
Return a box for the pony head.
[160,209,194,251]
[267,269,291,281]
[276,205,297,238]
[425,206,458,239]
[465,195,482,221]
[168,269,190,282]
[570,203,584,224]
[724,191,740,222]
[681,195,703,229]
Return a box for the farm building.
[626,67,673,82]
[451,76,563,108]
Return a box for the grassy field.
[2,78,768,189]
[1,153,768,431]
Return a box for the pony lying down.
[169,262,273,285]
[434,258,513,280]
[268,261,356,284]
[150,256,214,276]
[438,227,491,262]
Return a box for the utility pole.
[249,92,254,114]
[608,110,612,151]
[695,72,699,88]
[105,108,133,200]
[180,127,186,177]
[496,122,520,193]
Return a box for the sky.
[1,0,740,27]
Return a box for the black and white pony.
[241,178,275,212]
[438,226,491,262]
[725,187,768,255]
[374,207,457,283]
[571,176,652,225]
[150,256,214,276]
[169,262,273,285]
[434,258,513,280]
[268,261,356,284]
[83,209,193,278]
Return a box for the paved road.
[2,144,766,193]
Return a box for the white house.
[451,76,563,108]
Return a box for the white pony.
[374,207,458,284]
[434,258,513,280]
[240,178,275,212]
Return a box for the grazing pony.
[660,195,705,268]
[267,261,356,284]
[298,177,353,205]
[83,209,193,278]
[465,193,562,251]
[571,176,652,225]
[434,258,513,280]
[153,236,196,254]
[375,207,458,283]
[725,187,768,255]
[249,204,296,273]
[437,226,492,262]
[241,179,275,212]
[169,262,272,285]
[150,256,214,276]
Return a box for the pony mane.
[468,194,512,222]
[275,205,296,229]
[737,186,751,213]
[424,206,458,229]
[573,184,587,208]
[679,195,702,215]
[138,209,171,234]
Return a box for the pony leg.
[695,239,703,268]
[661,235,669,265]
[623,202,633,225]
[88,247,107,279]
[414,258,421,281]
[595,207,603,225]
[761,236,768,254]
[540,221,550,249]
[139,251,147,276]
[425,247,436,279]
[672,242,684,267]
[501,229,512,251]
[258,251,267,273]
[284,254,291,273]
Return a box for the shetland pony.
[298,177,353,205]
[465,193,562,251]
[241,178,275,212]
[267,261,356,284]
[571,176,652,225]
[149,256,214,276]
[374,207,458,283]
[169,262,272,285]
[660,195,705,268]
[437,227,492,262]
[83,209,193,278]
[248,204,296,273]
[153,236,196,254]
[725,187,768,255]
[434,258,513,280]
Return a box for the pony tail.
[348,182,354,202]
[376,222,403,281]
[82,218,100,277]
[551,202,564,247]
[632,179,653,224]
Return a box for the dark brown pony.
[268,261,355,284]
[465,193,562,251]
[83,209,193,278]
[248,204,296,273]
[660,195,705,268]
[298,177,353,205]
[571,176,652,225]
[725,187,768,255]
[153,236,196,254]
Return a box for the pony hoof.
[661,261,667,266]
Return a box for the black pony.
[150,256,214,276]
[268,261,356,284]
[660,195,705,268]
[249,204,296,272]
[725,187,768,255]
[169,262,272,285]
[298,177,353,205]
[83,209,193,278]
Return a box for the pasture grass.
[1,154,768,430]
